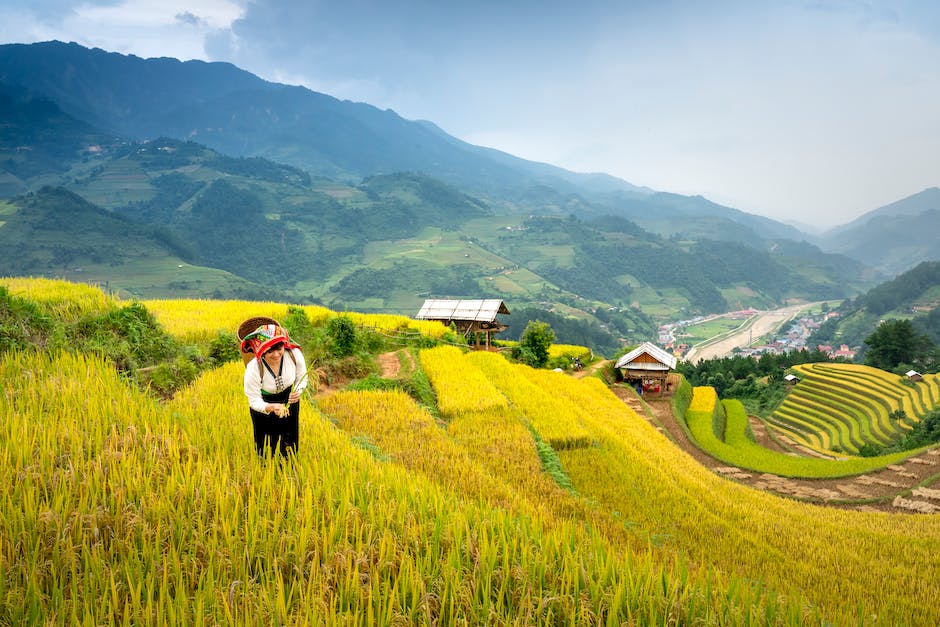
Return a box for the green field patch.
[61,257,255,300]
[629,286,690,318]
[72,158,155,207]
[614,272,641,287]
[684,395,916,478]
[681,316,749,345]
[362,227,511,269]
[718,286,774,311]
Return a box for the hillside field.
[1,279,939,625]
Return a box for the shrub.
[70,301,178,371]
[207,330,241,365]
[513,320,555,368]
[327,315,358,357]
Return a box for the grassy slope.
[1,282,939,625]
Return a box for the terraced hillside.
[2,278,940,625]
[769,362,940,455]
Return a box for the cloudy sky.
[1,0,938,229]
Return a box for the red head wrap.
[241,323,299,359]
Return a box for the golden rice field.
[139,297,451,344]
[1,276,118,321]
[2,279,940,625]
[770,362,940,455]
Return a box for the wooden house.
[615,341,677,395]
[784,373,800,385]
[906,370,923,382]
[415,298,509,349]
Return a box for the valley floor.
[684,303,819,363]
[611,385,940,515]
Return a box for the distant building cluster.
[658,308,858,361]
[739,311,856,359]
[658,308,759,359]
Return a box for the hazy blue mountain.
[0,40,807,244]
[0,78,876,359]
[826,187,940,236]
[820,188,940,274]
[0,39,890,350]
[592,191,807,242]
[0,81,125,195]
[0,42,644,199]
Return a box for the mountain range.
[1,40,937,353]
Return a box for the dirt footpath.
[611,385,940,514]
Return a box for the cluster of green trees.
[863,318,938,373]
[510,320,555,368]
[333,261,483,301]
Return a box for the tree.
[516,320,555,368]
[863,319,936,372]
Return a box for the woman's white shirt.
[243,347,307,413]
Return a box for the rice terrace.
[2,278,940,625]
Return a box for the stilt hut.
[615,341,677,395]
[415,299,510,349]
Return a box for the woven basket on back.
[237,316,280,365]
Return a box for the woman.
[241,323,307,457]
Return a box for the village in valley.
[658,306,854,362]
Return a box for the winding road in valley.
[684,303,820,363]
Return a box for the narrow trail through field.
[377,350,416,379]
[611,385,940,514]
[573,359,608,379]
[377,351,402,378]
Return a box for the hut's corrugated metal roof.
[415,299,509,322]
[615,341,677,370]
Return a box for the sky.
[1,0,939,229]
